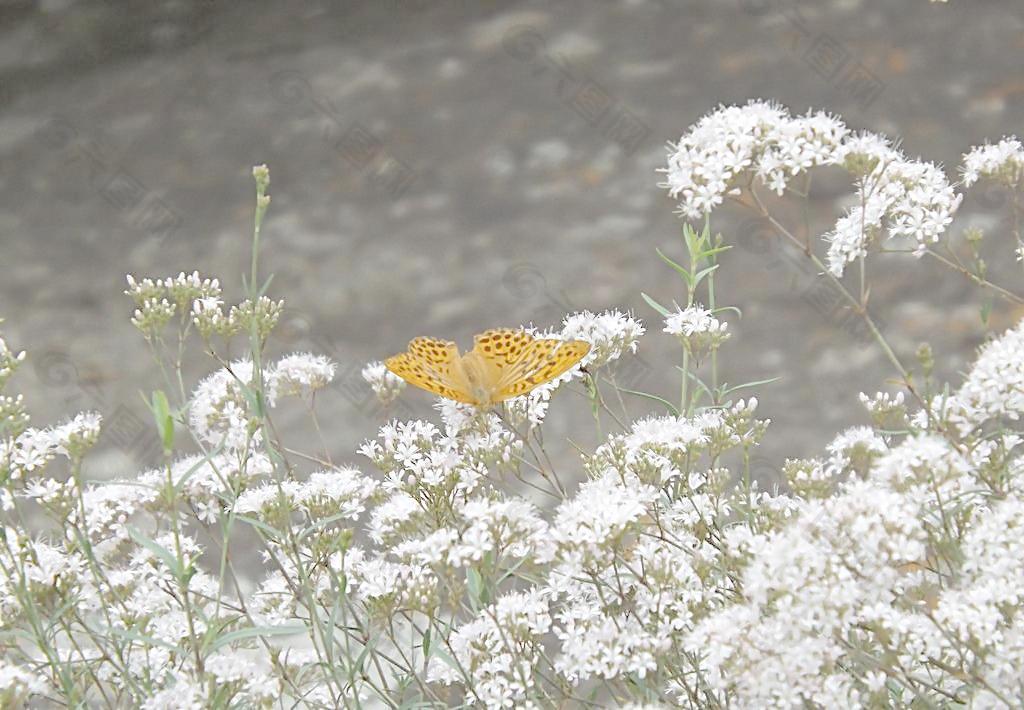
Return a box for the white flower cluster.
[664,304,730,360]
[661,101,849,217]
[1,411,102,479]
[661,101,963,277]
[825,150,961,275]
[0,336,25,389]
[859,389,908,430]
[427,590,552,707]
[126,272,222,337]
[0,659,47,706]
[267,352,336,404]
[923,317,1024,434]
[235,467,379,524]
[590,399,766,485]
[126,272,286,342]
[189,359,260,450]
[962,136,1024,187]
[361,360,406,405]
[189,352,336,449]
[136,450,273,524]
[125,271,221,307]
[560,309,645,368]
[393,496,549,569]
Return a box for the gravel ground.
[1,0,1023,488]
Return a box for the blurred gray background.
[2,0,1023,485]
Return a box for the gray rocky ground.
[1,0,1023,490]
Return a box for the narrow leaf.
[656,248,693,287]
[128,527,182,579]
[712,305,742,318]
[466,568,484,611]
[234,514,283,539]
[209,623,307,652]
[641,292,671,317]
[617,387,680,417]
[149,390,174,453]
[692,264,720,288]
[722,376,782,396]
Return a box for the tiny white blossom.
[267,352,336,404]
[361,360,406,405]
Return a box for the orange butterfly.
[385,329,590,407]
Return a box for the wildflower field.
[3,90,1024,709]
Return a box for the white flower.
[661,101,847,218]
[395,496,549,568]
[3,410,101,478]
[560,309,645,368]
[953,318,1024,431]
[189,359,259,450]
[825,154,961,275]
[555,601,668,683]
[664,304,730,359]
[825,426,887,475]
[858,391,909,434]
[548,474,658,567]
[141,681,205,710]
[267,352,336,404]
[138,451,272,516]
[0,659,46,704]
[427,590,551,706]
[361,360,406,405]
[235,467,378,522]
[0,336,26,386]
[961,136,1024,187]
[659,101,961,277]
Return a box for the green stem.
[924,249,1024,304]
[708,245,719,404]
[742,187,912,383]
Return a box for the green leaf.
[641,292,671,317]
[691,263,720,289]
[234,514,283,539]
[148,390,175,454]
[617,387,680,417]
[722,376,782,397]
[466,568,485,611]
[238,381,264,420]
[713,305,742,318]
[110,627,177,650]
[128,527,182,579]
[352,640,373,677]
[421,626,432,659]
[981,297,993,326]
[680,368,714,404]
[656,248,693,288]
[428,640,460,674]
[208,623,307,652]
[256,274,276,299]
[497,556,531,585]
[701,244,733,258]
[172,448,224,494]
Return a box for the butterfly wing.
[384,337,475,404]
[471,329,590,402]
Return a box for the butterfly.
[384,329,591,407]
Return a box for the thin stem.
[737,188,913,384]
[924,249,1024,304]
